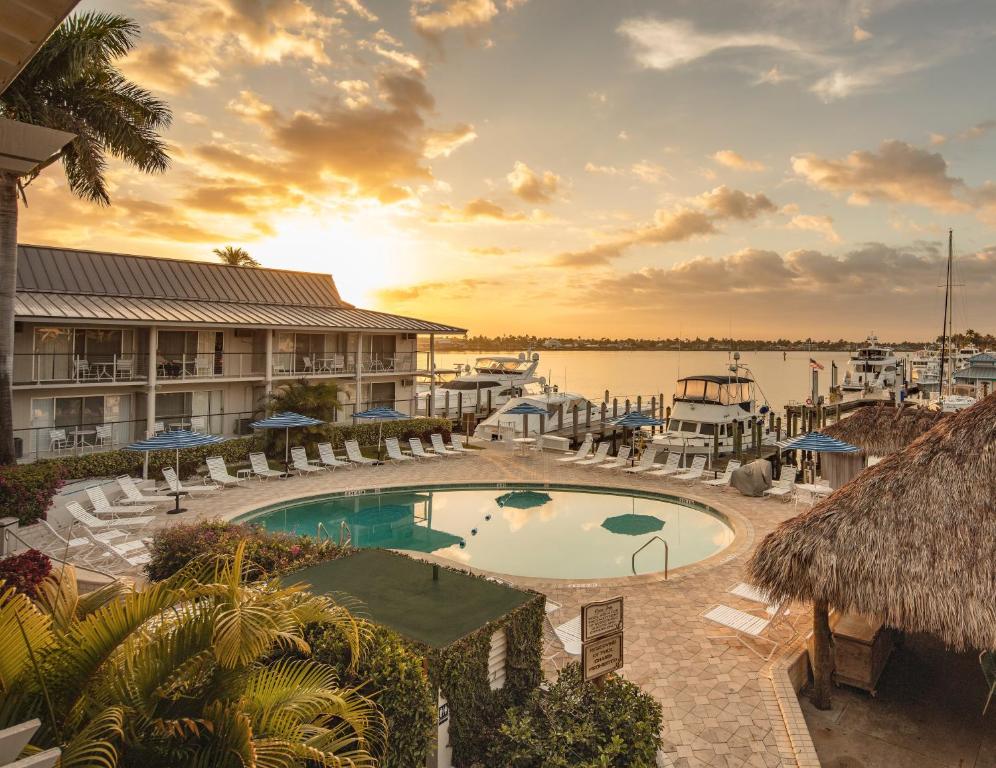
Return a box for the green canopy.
[495,490,552,510]
[600,514,665,536]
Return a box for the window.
[33,328,73,380]
[369,382,396,409]
[699,423,715,435]
[669,420,682,432]
[678,421,698,433]
[442,381,501,391]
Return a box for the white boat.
[472,388,598,442]
[419,351,544,416]
[651,359,776,459]
[841,335,898,392]
[940,394,976,412]
[910,346,940,383]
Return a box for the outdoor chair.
[344,440,378,465]
[596,445,631,469]
[622,448,663,473]
[82,528,151,572]
[190,416,207,432]
[35,519,127,558]
[116,475,174,504]
[449,435,473,454]
[94,424,113,449]
[115,357,133,380]
[646,452,682,477]
[206,456,245,487]
[74,358,92,381]
[291,446,324,475]
[430,433,461,456]
[86,485,154,518]
[162,466,218,495]
[384,437,413,462]
[552,614,582,656]
[67,501,153,530]
[408,437,440,459]
[249,452,285,480]
[673,456,707,483]
[703,460,742,488]
[764,476,795,501]
[702,601,796,660]
[556,437,593,463]
[49,428,69,454]
[317,442,351,470]
[152,421,165,435]
[575,443,611,466]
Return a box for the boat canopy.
[675,375,753,405]
[474,357,531,374]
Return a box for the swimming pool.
[239,484,734,580]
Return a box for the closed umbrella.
[503,401,548,438]
[353,406,408,461]
[125,429,226,514]
[250,411,324,472]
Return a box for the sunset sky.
[18,0,996,340]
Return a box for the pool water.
[242,484,734,580]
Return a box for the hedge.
[264,417,453,460]
[144,518,350,581]
[307,620,435,768]
[0,462,67,525]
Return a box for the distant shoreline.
[420,344,931,353]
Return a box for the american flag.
[809,358,824,370]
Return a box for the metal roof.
[0,0,79,94]
[954,365,996,382]
[15,245,466,334]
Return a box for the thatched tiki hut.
[818,404,948,488]
[747,394,996,709]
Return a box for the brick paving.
[119,445,811,767]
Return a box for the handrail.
[631,535,668,579]
[316,520,351,547]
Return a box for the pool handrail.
[632,535,668,579]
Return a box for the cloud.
[929,119,996,146]
[121,43,221,93]
[378,276,495,302]
[791,140,967,212]
[712,149,765,172]
[434,198,527,222]
[584,162,623,176]
[410,0,525,36]
[469,245,519,255]
[852,25,873,42]
[618,18,802,71]
[787,213,841,243]
[554,185,774,266]
[424,124,478,158]
[507,161,560,203]
[631,160,668,183]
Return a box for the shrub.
[487,662,663,768]
[308,620,435,768]
[0,549,52,598]
[0,462,66,524]
[144,518,349,581]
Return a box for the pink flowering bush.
[0,549,52,598]
[0,463,66,524]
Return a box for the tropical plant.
[0,542,383,766]
[0,549,51,598]
[213,245,260,267]
[0,12,171,464]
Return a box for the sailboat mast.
[938,229,952,394]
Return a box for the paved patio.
[87,444,805,768]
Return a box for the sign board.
[437,703,449,725]
[581,596,624,642]
[582,631,624,681]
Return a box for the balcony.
[271,351,426,378]
[156,352,265,381]
[14,353,149,386]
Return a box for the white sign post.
[581,596,624,682]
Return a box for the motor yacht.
[472,387,599,442]
[841,335,898,392]
[419,351,544,416]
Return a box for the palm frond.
[57,706,123,768]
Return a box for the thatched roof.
[820,403,948,456]
[747,393,996,651]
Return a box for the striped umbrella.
[353,406,409,461]
[503,401,548,438]
[610,411,667,450]
[775,432,859,453]
[125,430,226,514]
[251,411,324,469]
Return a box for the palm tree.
[0,12,171,464]
[213,246,260,267]
[0,543,383,766]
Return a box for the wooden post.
[604,389,609,404]
[585,402,591,429]
[457,391,463,420]
[487,387,493,414]
[776,416,782,442]
[636,395,642,415]
[769,411,775,431]
[624,398,631,414]
[712,430,719,464]
[612,398,618,417]
[600,402,607,426]
[650,396,656,434]
[572,404,579,442]
[812,601,834,710]
[444,390,450,419]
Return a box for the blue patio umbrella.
[496,490,552,509]
[775,432,859,453]
[601,514,665,536]
[503,401,548,438]
[353,406,409,460]
[125,429,226,514]
[250,411,324,469]
[610,411,667,450]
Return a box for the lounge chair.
[317,442,352,470]
[763,476,795,501]
[728,581,774,606]
[206,456,246,487]
[85,485,154,518]
[35,519,127,557]
[622,448,662,473]
[162,466,218,495]
[557,438,593,463]
[575,443,611,466]
[409,437,440,459]
[703,601,795,659]
[673,456,707,483]
[68,501,152,530]
[249,452,285,480]
[83,529,151,572]
[430,433,461,456]
[646,452,682,477]
[116,475,175,504]
[384,438,413,462]
[291,446,324,475]
[345,440,378,465]
[552,615,582,656]
[703,460,742,488]
[449,435,473,454]
[596,445,631,469]
[980,651,996,715]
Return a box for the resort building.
[953,352,996,395]
[12,245,465,460]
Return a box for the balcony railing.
[14,353,150,385]
[271,352,426,377]
[156,352,265,380]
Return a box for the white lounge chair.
[673,456,707,483]
[552,615,582,656]
[703,460,741,488]
[317,442,351,470]
[703,602,795,659]
[646,452,682,477]
[557,438,593,463]
[68,502,152,530]
[764,475,795,501]
[206,456,245,487]
[449,435,473,454]
[116,475,175,504]
[575,443,611,466]
[35,519,127,560]
[729,581,775,608]
[622,448,662,473]
[345,440,378,465]
[595,445,631,469]
[85,485,154,518]
[249,452,285,480]
[430,433,461,456]
[162,466,218,495]
[83,529,151,572]
[409,437,440,459]
[384,438,413,462]
[291,446,324,475]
